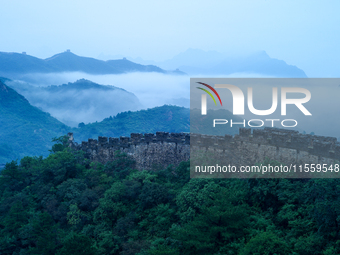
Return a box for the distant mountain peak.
[254,50,269,57]
[74,78,94,84]
[160,48,307,77]
[45,50,80,60]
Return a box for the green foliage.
[1,140,340,254]
[173,180,250,254]
[50,135,69,153]
[240,231,289,255]
[56,232,97,255]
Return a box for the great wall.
[68,132,190,170]
[68,127,340,172]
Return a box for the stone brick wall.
[191,128,340,167]
[68,127,340,170]
[68,132,190,170]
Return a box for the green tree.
[57,232,97,255]
[240,231,289,255]
[173,181,249,254]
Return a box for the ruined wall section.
[68,132,190,170]
[68,128,340,170]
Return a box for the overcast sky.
[1,0,339,76]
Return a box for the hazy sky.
[1,0,340,76]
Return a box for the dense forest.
[1,137,340,254]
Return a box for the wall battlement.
[68,132,190,170]
[68,128,340,170]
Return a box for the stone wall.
[68,132,190,170]
[68,127,340,170]
[191,128,340,167]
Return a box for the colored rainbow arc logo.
[196,82,223,106]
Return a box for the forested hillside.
[71,105,242,143]
[0,91,244,165]
[0,88,191,164]
[0,80,68,164]
[71,105,191,142]
[1,139,340,254]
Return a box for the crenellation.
[169,132,184,143]
[144,133,155,142]
[109,137,119,146]
[88,138,98,149]
[185,134,190,144]
[130,133,143,144]
[120,137,130,147]
[156,131,169,142]
[98,136,108,147]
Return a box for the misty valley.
[7,78,142,127]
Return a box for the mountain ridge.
[123,49,307,77]
[0,51,185,76]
